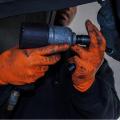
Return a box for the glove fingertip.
[50,54,61,64]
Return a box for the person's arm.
[0,44,69,109]
[72,59,120,119]
[69,20,120,119]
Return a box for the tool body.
[19,23,90,49]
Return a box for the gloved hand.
[0,44,69,85]
[69,20,106,92]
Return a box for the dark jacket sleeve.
[0,85,13,108]
[71,59,120,119]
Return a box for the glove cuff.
[0,79,7,85]
[73,77,95,92]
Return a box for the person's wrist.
[73,76,95,92]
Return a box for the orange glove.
[69,20,106,92]
[0,44,69,85]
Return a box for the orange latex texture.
[69,20,106,92]
[0,44,69,85]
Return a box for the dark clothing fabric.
[0,59,120,119]
[97,0,120,61]
[0,0,96,19]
